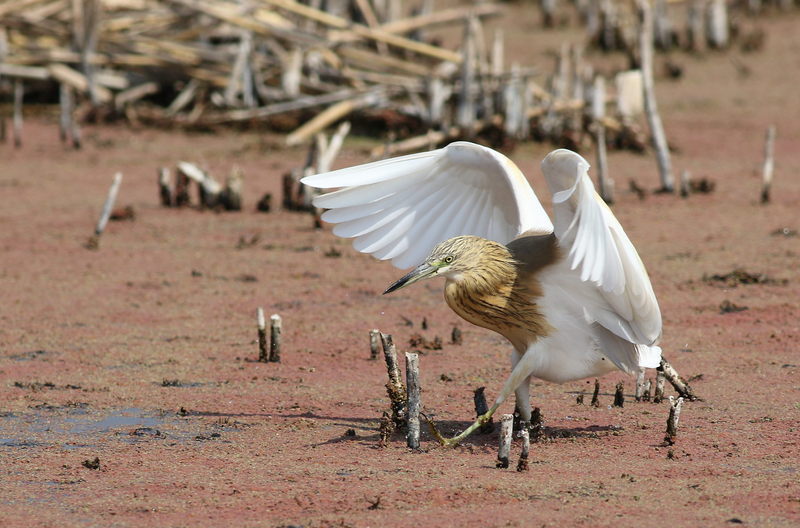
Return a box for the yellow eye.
[444,256,453,263]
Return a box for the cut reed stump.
[663,396,684,445]
[257,307,268,363]
[638,0,674,193]
[659,357,699,401]
[405,352,421,449]
[760,125,776,204]
[654,371,666,403]
[496,414,514,469]
[635,369,646,401]
[86,172,123,249]
[269,314,282,362]
[516,427,530,472]
[369,329,380,360]
[381,333,407,428]
[473,387,494,434]
[158,167,172,206]
[613,381,625,407]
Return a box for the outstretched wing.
[540,149,662,346]
[302,141,554,270]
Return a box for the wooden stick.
[269,314,282,362]
[456,18,477,132]
[591,378,600,407]
[174,164,191,207]
[405,352,421,449]
[663,396,684,445]
[353,0,389,55]
[643,379,652,402]
[635,368,646,401]
[115,82,159,110]
[257,308,268,362]
[166,79,199,117]
[760,125,776,204]
[47,63,112,103]
[209,88,369,124]
[496,414,514,469]
[375,4,501,36]
[381,333,407,428]
[516,427,530,472]
[638,0,674,193]
[687,0,705,53]
[262,0,462,63]
[286,92,382,146]
[659,357,698,401]
[281,46,302,99]
[221,166,243,211]
[592,75,613,203]
[158,167,172,207]
[12,79,23,148]
[473,387,494,434]
[654,371,666,403]
[316,121,351,173]
[706,0,729,50]
[680,169,691,198]
[87,172,123,249]
[451,326,462,345]
[378,410,394,447]
[613,381,624,407]
[530,407,545,442]
[61,84,81,149]
[369,329,380,360]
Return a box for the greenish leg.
[424,403,501,448]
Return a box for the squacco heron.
[302,142,662,447]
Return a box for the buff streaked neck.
[440,234,559,352]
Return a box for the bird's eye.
[444,256,453,263]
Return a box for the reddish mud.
[1,6,799,528]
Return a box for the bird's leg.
[424,404,501,448]
[514,373,533,431]
[428,346,541,447]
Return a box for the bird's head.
[383,236,509,294]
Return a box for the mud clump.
[82,457,101,470]
[703,269,788,287]
[408,333,443,351]
[720,300,748,314]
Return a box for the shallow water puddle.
[0,407,189,449]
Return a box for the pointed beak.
[383,262,438,294]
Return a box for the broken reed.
[659,357,698,401]
[405,352,421,449]
[256,309,281,362]
[381,333,407,428]
[369,329,380,360]
[664,396,684,445]
[86,172,123,249]
[269,314,282,362]
[473,387,494,434]
[257,307,268,362]
[591,378,600,407]
[613,382,625,407]
[760,125,776,204]
[496,414,514,469]
[516,427,530,472]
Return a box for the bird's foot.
[423,411,495,448]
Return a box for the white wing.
[541,149,662,346]
[302,141,554,269]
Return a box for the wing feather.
[302,141,554,269]
[541,149,661,346]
